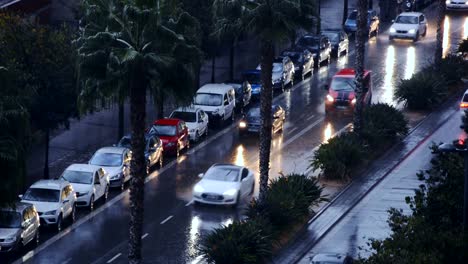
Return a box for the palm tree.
[76,0,199,263]
[353,0,368,135]
[434,0,446,67]
[342,0,349,26]
[215,0,316,201]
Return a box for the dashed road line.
[106,253,122,263]
[160,215,174,225]
[142,233,149,239]
[185,200,194,207]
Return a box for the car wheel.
[120,180,125,191]
[56,214,63,232]
[205,127,209,137]
[176,144,180,157]
[231,111,235,123]
[159,155,164,168]
[104,185,109,201]
[234,192,241,208]
[413,31,419,42]
[422,27,427,37]
[186,139,190,150]
[89,195,95,211]
[194,131,200,143]
[70,204,76,223]
[35,230,40,246]
[250,182,255,194]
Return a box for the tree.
[342,0,349,25]
[353,0,368,136]
[0,13,78,179]
[434,0,446,67]
[76,0,199,262]
[0,67,30,207]
[215,0,316,201]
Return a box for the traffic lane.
[299,107,464,262]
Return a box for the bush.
[199,219,272,264]
[394,70,447,110]
[436,54,468,85]
[362,103,408,147]
[246,174,326,229]
[310,132,366,181]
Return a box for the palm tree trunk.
[434,0,446,68]
[157,89,164,119]
[128,62,147,264]
[354,0,368,136]
[368,0,373,9]
[211,56,216,83]
[343,0,349,25]
[316,0,321,34]
[258,40,274,202]
[43,127,49,179]
[118,101,124,141]
[229,41,235,81]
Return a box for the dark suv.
[117,133,164,171]
[296,35,332,67]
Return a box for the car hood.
[70,183,93,194]
[99,166,122,177]
[391,23,419,31]
[195,180,240,194]
[21,201,59,213]
[0,228,20,239]
[192,104,222,113]
[185,122,198,131]
[159,136,178,144]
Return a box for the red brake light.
[460,102,468,108]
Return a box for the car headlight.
[3,236,17,243]
[44,210,56,215]
[76,191,89,197]
[445,0,450,4]
[223,189,238,196]
[166,142,175,147]
[351,98,357,104]
[408,29,416,34]
[389,28,396,33]
[239,121,247,128]
[326,94,334,103]
[194,185,204,193]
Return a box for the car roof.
[173,106,200,113]
[399,12,423,17]
[154,118,181,126]
[197,83,234,94]
[95,146,127,154]
[334,68,371,77]
[311,253,349,262]
[65,163,101,173]
[0,202,33,213]
[30,179,69,190]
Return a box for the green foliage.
[434,54,468,85]
[362,103,408,147]
[358,146,468,264]
[311,133,366,181]
[246,174,326,229]
[199,219,273,264]
[394,70,448,110]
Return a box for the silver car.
[0,202,40,252]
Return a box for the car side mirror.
[18,194,23,199]
[323,84,329,90]
[391,19,395,23]
[198,173,204,178]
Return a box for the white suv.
[61,164,109,211]
[389,12,427,42]
[21,180,76,232]
[170,106,209,142]
[193,84,236,127]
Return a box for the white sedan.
[192,164,255,206]
[170,106,209,142]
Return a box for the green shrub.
[437,55,468,85]
[246,174,326,229]
[310,132,366,181]
[362,103,408,147]
[199,219,272,264]
[394,71,447,110]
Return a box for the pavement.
[2,0,467,264]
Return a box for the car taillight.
[460,102,468,109]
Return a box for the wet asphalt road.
[2,7,467,264]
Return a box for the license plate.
[248,128,258,132]
[337,106,347,110]
[206,195,218,200]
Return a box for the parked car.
[321,29,349,57]
[117,133,163,172]
[243,70,263,99]
[389,12,427,42]
[344,9,380,38]
[61,164,109,211]
[224,81,252,111]
[257,56,295,91]
[296,35,332,67]
[193,83,236,126]
[149,118,190,157]
[281,48,314,80]
[170,106,209,142]
[446,0,468,11]
[89,147,131,190]
[238,105,285,136]
[310,253,353,264]
[459,89,468,128]
[20,179,76,232]
[0,203,40,252]
[192,164,255,206]
[324,68,373,115]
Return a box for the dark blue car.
[243,70,262,99]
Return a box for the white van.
[193,84,236,126]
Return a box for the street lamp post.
[437,139,468,232]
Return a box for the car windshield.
[273,63,283,73]
[61,170,94,184]
[23,188,60,202]
[331,77,355,91]
[171,111,197,123]
[243,73,261,84]
[297,37,319,50]
[0,211,22,228]
[204,166,240,182]
[90,153,122,167]
[348,11,357,20]
[150,125,177,136]
[322,32,339,43]
[194,93,223,106]
[396,15,418,24]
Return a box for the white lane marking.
[306,115,315,121]
[22,251,34,262]
[191,255,204,264]
[61,258,72,264]
[185,200,194,207]
[106,253,122,263]
[141,233,149,239]
[288,127,298,133]
[160,215,174,225]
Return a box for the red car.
[149,118,190,157]
[324,68,372,115]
